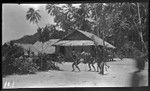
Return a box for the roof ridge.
[76,29,95,38]
[52,29,115,48]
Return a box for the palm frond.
[27,8,34,13]
[26,7,41,25]
[46,4,53,13]
[35,12,41,20]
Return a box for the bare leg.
[91,63,96,71]
[97,65,99,72]
[72,62,75,71]
[105,62,110,68]
[104,62,110,72]
[105,64,108,71]
[75,63,80,72]
[99,62,104,75]
[88,63,91,71]
[97,62,101,72]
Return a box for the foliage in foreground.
[12,58,39,74]
[2,43,61,77]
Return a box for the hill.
[10,30,67,45]
[11,33,39,44]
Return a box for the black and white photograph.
[2,2,149,88]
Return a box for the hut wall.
[56,46,97,60]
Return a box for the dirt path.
[2,58,148,88]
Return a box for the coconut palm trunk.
[41,43,44,70]
[94,6,105,74]
[101,27,105,75]
[137,3,147,54]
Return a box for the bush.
[2,42,62,77]
[36,53,61,71]
[2,58,14,77]
[114,41,135,59]
[2,42,39,77]
[12,58,40,74]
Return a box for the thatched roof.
[15,43,40,55]
[53,30,115,48]
[53,40,94,46]
[33,39,59,54]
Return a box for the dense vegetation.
[2,42,61,77]
[2,2,149,76]
[44,3,148,53]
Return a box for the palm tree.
[26,8,41,28]
[26,8,44,70]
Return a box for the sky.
[2,4,81,44]
[2,4,55,44]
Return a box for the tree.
[37,24,60,70]
[87,2,148,73]
[46,4,92,33]
[45,3,148,55]
[26,8,41,28]
[26,8,43,70]
[136,3,148,54]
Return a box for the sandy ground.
[2,58,148,88]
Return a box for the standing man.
[72,49,80,72]
[98,46,109,75]
[96,46,103,73]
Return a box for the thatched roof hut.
[52,29,115,59]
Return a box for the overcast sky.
[2,4,55,44]
[2,4,81,44]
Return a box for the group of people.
[71,48,110,74]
